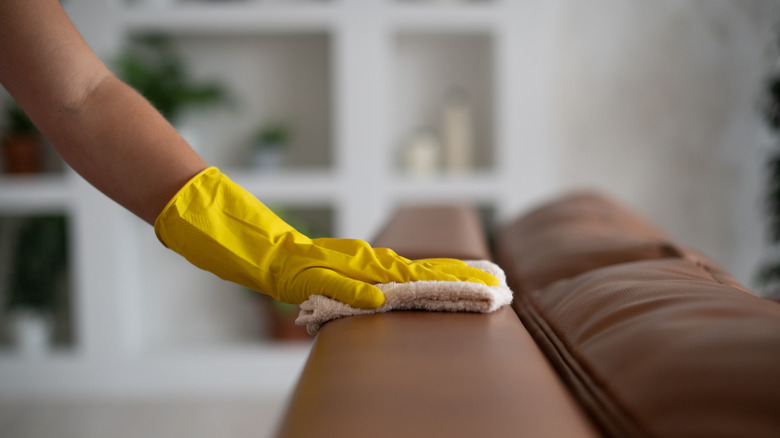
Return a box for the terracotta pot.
[262,297,310,341]
[2,133,42,174]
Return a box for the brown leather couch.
[277,193,780,438]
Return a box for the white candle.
[441,89,474,174]
[403,129,440,177]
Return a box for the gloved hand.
[155,167,499,309]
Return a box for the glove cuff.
[154,166,220,248]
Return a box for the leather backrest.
[494,191,746,296]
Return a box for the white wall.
[546,0,779,289]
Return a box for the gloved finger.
[413,258,468,266]
[290,267,386,310]
[307,238,497,286]
[413,260,500,286]
[311,238,415,264]
[344,253,497,286]
[310,237,384,256]
[384,257,498,286]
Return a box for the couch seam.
[516,293,652,438]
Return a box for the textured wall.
[548,0,778,289]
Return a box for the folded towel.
[296,260,513,335]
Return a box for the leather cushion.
[516,258,780,438]
[495,192,680,295]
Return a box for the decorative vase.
[402,129,441,177]
[2,133,42,174]
[262,297,309,341]
[252,144,285,172]
[441,88,474,174]
[8,309,52,356]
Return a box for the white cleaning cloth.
[295,260,513,335]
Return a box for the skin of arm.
[0,0,208,224]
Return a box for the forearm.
[37,74,208,224]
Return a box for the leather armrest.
[371,204,491,260]
[275,204,600,438]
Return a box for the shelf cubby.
[0,213,74,354]
[131,203,332,350]
[123,31,334,172]
[391,31,495,180]
[0,174,73,214]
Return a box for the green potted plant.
[5,216,68,354]
[115,34,227,125]
[1,101,42,174]
[759,32,780,299]
[251,121,292,171]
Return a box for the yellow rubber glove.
[155,167,498,309]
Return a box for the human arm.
[0,0,498,309]
[0,0,206,224]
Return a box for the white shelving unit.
[0,174,74,214]
[0,0,558,398]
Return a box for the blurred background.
[1,0,779,436]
